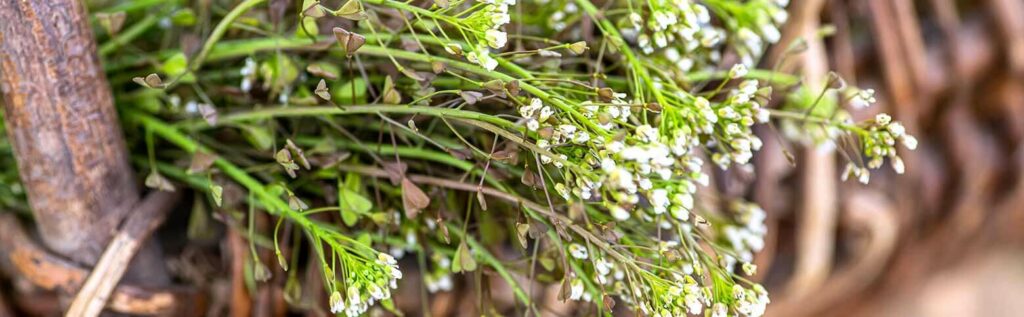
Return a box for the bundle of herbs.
[90,0,914,315]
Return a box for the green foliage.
[92,0,916,316]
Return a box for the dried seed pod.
[315,79,331,100]
[333,27,366,57]
[567,41,588,55]
[334,0,367,20]
[381,76,402,104]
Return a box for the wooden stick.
[775,0,838,300]
[0,0,140,265]
[65,191,179,317]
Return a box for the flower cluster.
[846,87,877,109]
[708,80,771,168]
[546,1,577,31]
[424,253,455,293]
[624,0,716,71]
[842,113,917,183]
[453,0,514,70]
[729,284,770,317]
[720,202,768,271]
[328,253,403,316]
[725,0,789,66]
[622,0,789,70]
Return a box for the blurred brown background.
[752,0,1024,316]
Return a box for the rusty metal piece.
[0,213,203,316]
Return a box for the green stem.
[176,105,520,133]
[191,0,267,72]
[99,15,158,56]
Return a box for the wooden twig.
[770,190,898,316]
[66,191,179,317]
[986,0,1024,74]
[774,0,838,300]
[0,213,201,315]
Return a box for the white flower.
[711,302,728,317]
[673,193,694,210]
[875,113,891,125]
[527,119,539,131]
[636,124,659,143]
[601,157,617,172]
[574,131,591,144]
[610,205,631,220]
[629,13,643,28]
[638,177,653,190]
[685,294,703,315]
[892,156,905,174]
[568,243,588,259]
[653,11,676,30]
[755,108,771,123]
[772,9,789,24]
[539,106,554,121]
[557,124,577,136]
[330,291,344,314]
[729,64,748,79]
[489,9,511,26]
[378,253,397,265]
[485,29,507,49]
[888,122,905,137]
[902,135,918,150]
[569,278,584,300]
[653,31,668,48]
[467,47,499,70]
[760,23,781,43]
[738,27,763,52]
[369,285,385,300]
[700,28,723,47]
[739,80,759,95]
[650,189,670,214]
[240,78,253,92]
[743,262,758,276]
[595,258,613,276]
[437,274,453,291]
[849,88,876,108]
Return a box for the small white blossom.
[485,29,507,49]
[729,64,748,79]
[568,243,589,259]
[569,278,584,300]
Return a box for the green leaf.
[539,256,555,271]
[239,124,274,150]
[161,52,194,83]
[296,0,319,37]
[451,241,476,273]
[381,298,400,315]
[332,78,367,104]
[259,54,299,95]
[338,181,371,227]
[171,8,197,26]
[356,232,372,247]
